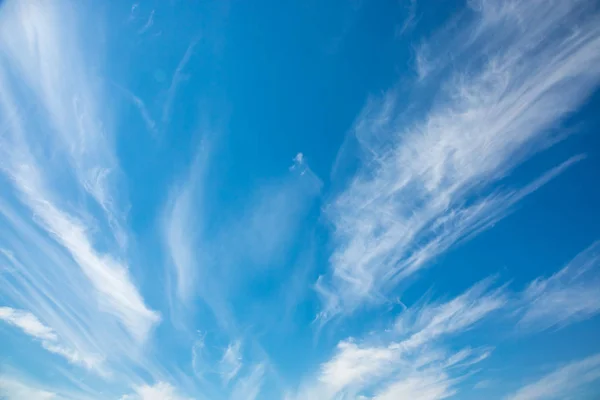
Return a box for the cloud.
[517,241,600,332]
[371,369,455,400]
[163,140,220,319]
[0,307,58,341]
[163,149,321,326]
[120,382,192,400]
[230,364,265,400]
[0,372,94,400]
[319,341,398,393]
[223,153,322,268]
[0,0,159,342]
[0,307,100,370]
[396,0,418,36]
[164,168,203,305]
[220,341,243,385]
[162,39,199,124]
[0,375,58,400]
[292,279,504,399]
[137,10,155,35]
[318,0,600,320]
[395,278,506,349]
[114,84,158,137]
[505,353,600,400]
[369,347,492,400]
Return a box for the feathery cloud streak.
[0,0,159,342]
[505,353,600,400]
[0,375,59,400]
[164,150,321,318]
[220,341,243,385]
[0,307,100,370]
[319,0,600,319]
[120,382,192,400]
[517,241,600,333]
[291,278,505,399]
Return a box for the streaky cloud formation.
[0,306,58,342]
[230,364,265,400]
[121,382,192,400]
[505,353,600,400]
[220,341,243,385]
[318,0,600,320]
[0,372,93,400]
[0,0,159,342]
[291,278,505,399]
[0,307,99,370]
[0,375,58,400]
[517,241,600,332]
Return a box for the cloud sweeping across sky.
[0,0,599,399]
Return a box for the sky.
[1,0,600,399]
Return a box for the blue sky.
[1,0,600,399]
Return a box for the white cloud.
[318,0,600,320]
[220,341,243,385]
[115,84,158,137]
[319,341,398,393]
[224,154,322,268]
[396,279,506,349]
[372,370,455,400]
[230,364,265,400]
[162,39,198,123]
[396,0,417,36]
[0,375,58,400]
[518,241,600,332]
[137,10,155,35]
[291,279,504,399]
[505,353,600,400]
[163,148,321,327]
[0,306,101,370]
[0,373,94,400]
[121,382,191,400]
[164,174,201,305]
[0,307,58,341]
[0,0,159,343]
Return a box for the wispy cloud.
[162,40,199,124]
[318,0,600,320]
[0,1,170,394]
[220,153,322,268]
[505,353,600,400]
[137,10,155,35]
[371,369,456,400]
[319,340,398,394]
[0,306,58,341]
[517,241,600,332]
[0,372,94,400]
[163,150,321,324]
[0,307,101,370]
[0,375,59,400]
[120,382,192,400]
[396,0,418,37]
[163,145,209,306]
[230,364,265,400]
[114,84,158,137]
[292,279,504,399]
[220,340,243,385]
[0,0,159,342]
